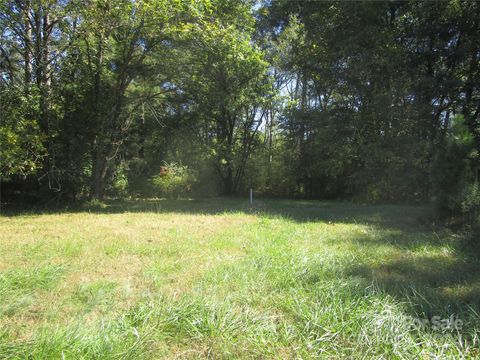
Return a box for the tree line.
[1,0,480,222]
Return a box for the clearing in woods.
[0,198,479,358]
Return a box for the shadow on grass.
[344,246,480,324]
[354,256,479,297]
[0,197,429,230]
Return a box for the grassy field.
[0,198,479,359]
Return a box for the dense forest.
[1,0,480,223]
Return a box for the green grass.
[0,198,479,358]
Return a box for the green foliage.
[2,0,480,214]
[262,0,480,204]
[461,182,480,228]
[84,198,108,210]
[431,116,477,221]
[150,162,197,198]
[175,1,271,194]
[112,162,129,197]
[0,89,45,178]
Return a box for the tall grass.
[0,199,479,358]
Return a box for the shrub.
[112,162,129,197]
[430,116,476,219]
[461,182,480,228]
[150,162,197,198]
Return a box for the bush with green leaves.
[461,182,480,228]
[0,88,45,178]
[150,162,197,198]
[430,115,479,226]
[112,162,129,197]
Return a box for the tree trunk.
[90,141,108,200]
[223,166,234,196]
[22,0,32,92]
[89,37,104,200]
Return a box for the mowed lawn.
[1,199,479,359]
